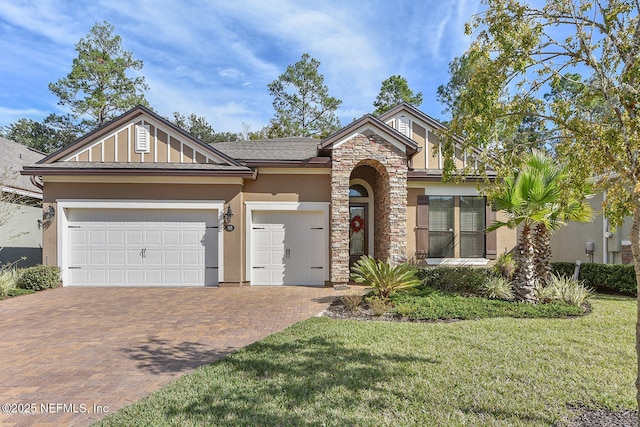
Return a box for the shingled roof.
[214,137,319,161]
[0,137,45,197]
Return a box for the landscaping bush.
[0,268,22,299]
[534,274,594,307]
[417,266,491,295]
[491,252,516,279]
[16,265,61,291]
[340,292,363,312]
[551,262,636,296]
[351,255,421,299]
[479,276,514,301]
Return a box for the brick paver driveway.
[0,286,341,426]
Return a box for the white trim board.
[56,199,225,286]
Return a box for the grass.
[391,287,585,320]
[95,294,635,427]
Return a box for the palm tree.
[487,150,592,302]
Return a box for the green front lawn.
[95,294,635,427]
[391,287,585,320]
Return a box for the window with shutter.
[416,196,429,259]
[135,124,150,153]
[460,196,485,257]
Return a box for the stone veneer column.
[330,135,408,284]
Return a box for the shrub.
[16,265,61,291]
[351,256,421,299]
[479,276,514,300]
[491,252,516,279]
[534,274,594,307]
[0,268,22,299]
[417,266,491,295]
[340,292,363,312]
[551,262,636,296]
[366,296,389,316]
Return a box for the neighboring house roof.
[0,137,45,198]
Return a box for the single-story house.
[0,137,45,267]
[22,103,517,287]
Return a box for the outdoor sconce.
[223,204,235,232]
[38,205,55,229]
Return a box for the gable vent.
[398,116,410,137]
[135,124,151,153]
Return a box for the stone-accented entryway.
[330,134,408,284]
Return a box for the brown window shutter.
[485,202,497,260]
[416,196,429,259]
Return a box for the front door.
[349,204,367,266]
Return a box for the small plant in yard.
[0,268,21,299]
[340,292,363,312]
[491,252,516,279]
[534,274,594,307]
[479,276,514,301]
[350,255,421,299]
[366,296,389,316]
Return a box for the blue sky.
[0,0,480,135]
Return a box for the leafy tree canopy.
[171,112,240,144]
[267,53,342,138]
[373,75,423,116]
[1,114,82,153]
[49,21,149,129]
[439,0,640,410]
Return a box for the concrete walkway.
[0,286,341,426]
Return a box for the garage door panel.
[108,269,125,284]
[181,269,201,285]
[126,230,143,245]
[70,250,87,265]
[164,230,181,245]
[107,230,125,245]
[89,230,106,245]
[88,250,106,265]
[108,250,125,265]
[66,208,218,286]
[145,230,162,245]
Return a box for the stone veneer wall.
[330,134,408,284]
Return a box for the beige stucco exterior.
[25,104,519,287]
[550,192,633,264]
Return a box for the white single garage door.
[251,211,325,286]
[66,209,218,286]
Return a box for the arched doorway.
[349,179,374,266]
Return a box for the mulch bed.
[322,292,637,427]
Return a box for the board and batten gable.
[60,115,227,165]
[382,106,480,172]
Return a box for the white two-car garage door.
[66,209,218,286]
[251,211,326,286]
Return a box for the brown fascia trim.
[240,157,331,168]
[408,170,496,182]
[21,167,257,179]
